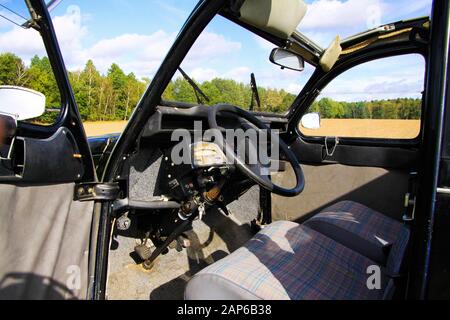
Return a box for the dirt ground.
[83,119,421,139]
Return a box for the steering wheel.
[207,104,305,197]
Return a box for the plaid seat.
[185,221,388,300]
[304,201,410,275]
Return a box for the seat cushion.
[185,221,388,300]
[304,201,410,274]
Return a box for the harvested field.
[83,119,421,139]
[84,121,128,137]
[300,119,421,139]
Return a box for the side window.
[0,3,61,125]
[300,54,425,140]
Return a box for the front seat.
[304,201,410,276]
[185,202,409,300]
[185,222,391,300]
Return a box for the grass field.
[83,119,421,139]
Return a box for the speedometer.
[191,142,228,167]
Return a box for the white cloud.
[0,5,87,67]
[298,0,432,47]
[287,83,304,94]
[52,5,88,68]
[0,25,43,61]
[86,30,176,76]
[298,0,386,47]
[0,5,243,80]
[185,31,242,68]
[190,67,219,82]
[222,67,251,83]
[322,76,423,102]
[321,65,425,102]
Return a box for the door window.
[0,3,61,125]
[300,54,425,139]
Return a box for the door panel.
[272,163,409,222]
[0,0,96,300]
[0,128,85,183]
[271,135,416,222]
[292,137,419,169]
[0,183,93,299]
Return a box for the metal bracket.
[324,136,339,157]
[0,111,18,161]
[437,187,450,195]
[402,193,416,222]
[74,182,120,202]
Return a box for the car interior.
[102,0,427,300]
[0,0,433,301]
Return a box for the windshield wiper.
[178,67,210,105]
[249,73,261,112]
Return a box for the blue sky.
[0,0,432,101]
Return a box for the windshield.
[163,14,315,115]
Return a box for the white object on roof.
[0,86,46,121]
[240,0,308,39]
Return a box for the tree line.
[0,53,421,123]
[310,97,421,120]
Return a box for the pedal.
[169,235,191,252]
[134,244,152,261]
[178,234,191,248]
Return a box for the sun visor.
[319,36,342,72]
[239,0,308,39]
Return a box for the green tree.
[0,53,29,86]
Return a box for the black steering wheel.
[207,104,305,197]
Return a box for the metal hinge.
[74,182,120,202]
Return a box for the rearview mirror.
[0,86,46,121]
[270,48,305,72]
[301,113,321,129]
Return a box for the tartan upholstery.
[185,221,387,300]
[305,201,410,275]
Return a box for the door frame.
[286,17,429,149]
[0,0,98,300]
[408,0,450,299]
[19,0,96,182]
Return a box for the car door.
[271,18,429,224]
[0,0,97,300]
